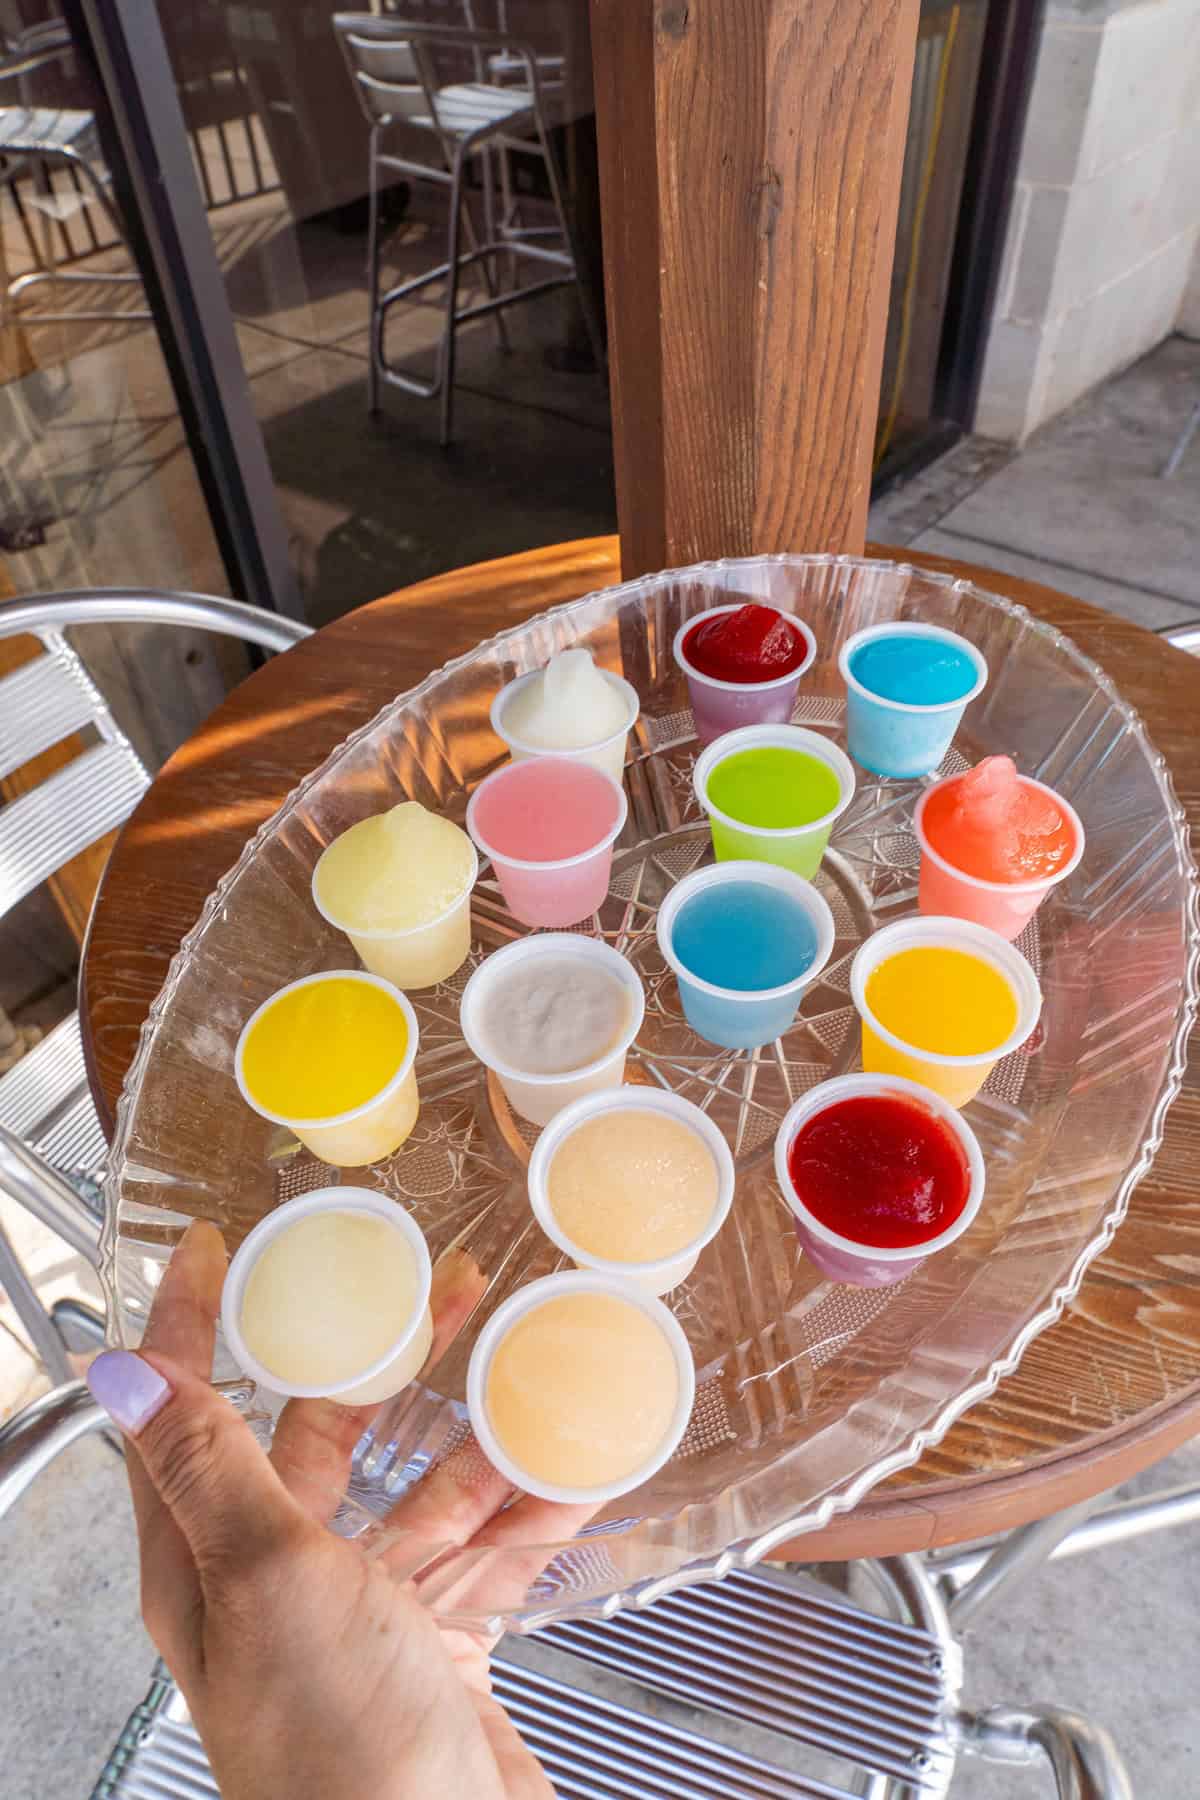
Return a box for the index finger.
[124,1220,228,1587]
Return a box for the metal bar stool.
[0,24,151,328]
[333,13,604,445]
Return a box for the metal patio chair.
[0,21,151,327]
[1,1355,1139,1798]
[333,13,604,445]
[0,588,310,1385]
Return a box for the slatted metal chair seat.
[0,105,102,160]
[0,590,311,1383]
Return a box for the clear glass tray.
[103,555,1199,1632]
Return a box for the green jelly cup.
[693,724,856,879]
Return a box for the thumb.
[88,1347,303,1575]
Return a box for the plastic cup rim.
[694,724,856,841]
[849,916,1042,1068]
[311,838,478,943]
[234,969,420,1130]
[655,860,837,1004]
[773,1073,985,1261]
[672,601,818,695]
[838,621,989,716]
[912,774,1086,896]
[466,757,629,873]
[460,934,646,1089]
[489,666,640,760]
[465,1269,696,1505]
[219,1186,433,1399]
[526,1085,736,1278]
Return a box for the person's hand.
[87,1221,594,1800]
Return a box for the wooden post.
[591,0,920,576]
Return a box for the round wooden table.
[82,536,1200,1557]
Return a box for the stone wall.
[975,0,1200,442]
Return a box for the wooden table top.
[82,535,1200,1556]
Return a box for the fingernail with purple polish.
[87,1350,172,1436]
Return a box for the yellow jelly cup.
[849,917,1041,1109]
[312,834,478,991]
[234,970,420,1166]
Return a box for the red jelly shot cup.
[466,756,628,928]
[673,602,817,745]
[773,1073,985,1288]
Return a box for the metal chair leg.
[0,1221,73,1387]
[536,118,605,372]
[945,1499,1098,1630]
[962,1705,1134,1800]
[440,147,467,447]
[367,127,382,416]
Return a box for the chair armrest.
[0,588,310,655]
[0,1124,102,1265]
[0,1381,109,1521]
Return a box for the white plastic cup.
[849,916,1042,1109]
[234,970,420,1166]
[220,1187,434,1405]
[838,622,988,780]
[460,935,645,1127]
[466,1270,696,1504]
[490,667,640,786]
[774,1074,985,1288]
[913,775,1086,942]
[694,725,856,880]
[311,838,478,991]
[655,861,836,1049]
[672,603,817,745]
[527,1086,735,1294]
[466,758,628,928]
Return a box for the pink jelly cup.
[913,776,1086,942]
[465,757,628,928]
[773,1073,985,1289]
[672,603,818,746]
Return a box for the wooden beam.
[592,0,920,575]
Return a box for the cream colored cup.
[466,1270,695,1505]
[220,1187,433,1405]
[312,840,478,991]
[234,970,420,1166]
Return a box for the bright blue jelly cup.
[838,622,988,779]
[655,861,836,1050]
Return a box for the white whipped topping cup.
[527,1086,736,1295]
[466,1269,695,1504]
[220,1186,433,1406]
[491,666,640,785]
[460,934,645,1127]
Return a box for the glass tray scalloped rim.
[100,553,1200,1633]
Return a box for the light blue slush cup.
[838,622,988,779]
